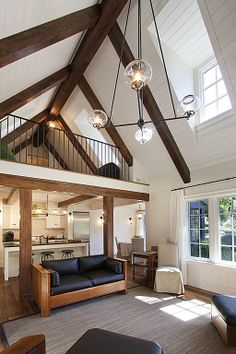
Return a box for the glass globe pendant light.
[135,126,153,144]
[124,59,152,90]
[87,109,108,129]
[124,0,152,92]
[178,94,201,118]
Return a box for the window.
[188,200,209,259]
[218,197,236,262]
[199,60,232,123]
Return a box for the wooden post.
[103,196,114,257]
[19,188,32,301]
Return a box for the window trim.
[195,57,232,126]
[186,194,236,267]
[188,199,210,261]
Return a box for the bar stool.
[62,249,74,258]
[41,251,55,262]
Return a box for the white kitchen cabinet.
[47,213,66,229]
[3,206,19,229]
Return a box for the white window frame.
[218,195,236,264]
[186,194,236,267]
[195,57,232,126]
[188,199,210,261]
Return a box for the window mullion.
[209,197,218,263]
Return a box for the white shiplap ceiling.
[154,0,214,68]
[0,0,97,115]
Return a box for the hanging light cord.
[108,0,132,124]
[137,0,142,60]
[149,0,177,118]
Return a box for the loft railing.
[0,114,129,181]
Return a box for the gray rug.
[3,287,236,354]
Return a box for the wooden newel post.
[103,196,114,257]
[19,188,32,301]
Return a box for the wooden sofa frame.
[32,257,128,317]
[212,303,236,347]
[1,334,45,354]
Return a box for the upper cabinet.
[46,211,67,229]
[3,205,19,229]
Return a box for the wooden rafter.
[3,187,17,205]
[0,5,100,69]
[0,67,69,120]
[2,109,49,144]
[58,195,95,208]
[48,0,128,120]
[55,115,98,174]
[13,137,31,155]
[109,22,191,184]
[44,137,70,171]
[78,76,133,167]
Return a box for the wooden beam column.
[19,188,32,300]
[103,196,114,257]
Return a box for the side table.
[132,251,158,287]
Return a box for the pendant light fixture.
[87,0,201,143]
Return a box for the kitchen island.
[3,241,89,281]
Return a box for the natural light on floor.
[160,299,211,322]
[135,295,176,304]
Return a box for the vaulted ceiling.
[0,0,236,187]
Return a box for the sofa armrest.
[109,257,128,294]
[32,264,51,316]
[105,258,123,274]
[46,268,60,287]
[1,334,45,354]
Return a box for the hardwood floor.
[0,268,38,324]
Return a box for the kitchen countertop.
[3,240,89,247]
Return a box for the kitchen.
[1,188,90,280]
[0,186,146,281]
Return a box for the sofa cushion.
[47,268,60,287]
[42,258,79,275]
[79,255,108,273]
[105,259,122,274]
[51,274,92,296]
[212,294,236,326]
[83,269,124,286]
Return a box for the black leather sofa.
[212,294,236,346]
[32,255,127,316]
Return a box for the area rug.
[3,287,235,354]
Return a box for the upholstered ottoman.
[212,294,236,346]
[66,328,163,354]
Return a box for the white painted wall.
[67,203,142,256]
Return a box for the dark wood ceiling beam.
[78,76,133,167]
[44,137,70,171]
[0,173,149,201]
[3,187,17,205]
[56,115,98,174]
[58,195,95,208]
[0,67,69,120]
[13,137,32,155]
[0,5,101,69]
[48,0,128,120]
[2,109,49,144]
[109,22,190,184]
